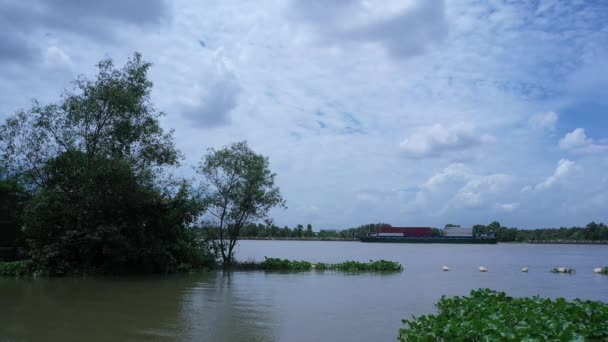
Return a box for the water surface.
[1,241,607,341]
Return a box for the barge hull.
[359,237,497,244]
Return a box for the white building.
[444,227,473,237]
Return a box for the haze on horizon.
[1,0,607,229]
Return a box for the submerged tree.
[198,141,285,265]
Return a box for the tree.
[198,141,285,265]
[305,224,313,237]
[0,53,210,274]
[0,179,28,248]
[1,54,178,189]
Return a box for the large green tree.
[0,179,28,248]
[0,53,211,274]
[198,141,285,265]
[0,53,177,187]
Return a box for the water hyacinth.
[247,258,403,272]
[399,289,608,341]
[551,267,575,274]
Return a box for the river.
[1,241,607,341]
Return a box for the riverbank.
[239,237,357,241]
[242,238,608,244]
[529,240,608,245]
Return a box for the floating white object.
[479,266,487,272]
[442,266,450,271]
[521,267,529,272]
[593,267,602,273]
[557,267,566,273]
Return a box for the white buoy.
[593,267,602,273]
[521,267,529,272]
[442,265,450,271]
[479,266,487,272]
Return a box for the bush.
[23,153,212,275]
[400,289,608,341]
[0,260,33,276]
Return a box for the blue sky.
[0,0,607,229]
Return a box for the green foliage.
[260,257,312,271]
[235,258,403,272]
[330,260,403,272]
[473,221,608,242]
[0,260,32,276]
[0,53,214,275]
[198,141,286,266]
[400,289,608,341]
[602,267,608,275]
[0,179,28,248]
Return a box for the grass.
[0,260,33,276]
[399,289,608,341]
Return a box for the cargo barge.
[359,236,497,244]
[359,227,497,244]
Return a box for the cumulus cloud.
[495,202,520,212]
[407,164,514,212]
[288,0,447,59]
[399,123,494,158]
[451,174,512,208]
[528,111,557,130]
[0,0,167,65]
[182,77,240,128]
[532,159,578,191]
[559,128,608,154]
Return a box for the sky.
[1,0,607,229]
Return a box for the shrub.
[0,260,33,276]
[400,289,608,341]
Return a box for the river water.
[1,241,607,341]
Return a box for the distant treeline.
[197,223,394,240]
[197,221,608,243]
[474,221,608,242]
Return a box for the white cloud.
[559,128,608,154]
[399,123,494,158]
[528,111,557,130]
[451,174,512,208]
[495,202,520,212]
[533,159,577,191]
[0,0,607,228]
[288,0,448,59]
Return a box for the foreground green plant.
[400,289,608,341]
[0,260,33,276]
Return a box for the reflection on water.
[0,273,277,342]
[1,242,607,341]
